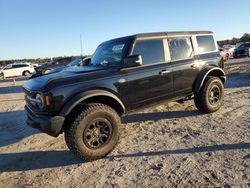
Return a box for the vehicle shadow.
[0,85,24,94]
[0,110,39,148]
[122,110,201,124]
[107,142,250,160]
[225,72,250,89]
[243,154,250,159]
[1,143,249,172]
[0,150,83,172]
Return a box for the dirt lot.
[0,58,250,188]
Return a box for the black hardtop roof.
[102,31,214,44]
[134,31,213,38]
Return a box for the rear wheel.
[194,77,224,113]
[64,103,120,161]
[23,71,31,76]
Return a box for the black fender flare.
[59,89,126,116]
[193,66,226,93]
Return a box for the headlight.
[35,93,44,109]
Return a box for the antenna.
[80,34,83,57]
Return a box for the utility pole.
[80,34,83,57]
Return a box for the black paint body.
[23,31,225,136]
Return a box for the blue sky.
[0,0,249,60]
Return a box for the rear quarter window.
[196,35,216,53]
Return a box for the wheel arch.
[59,89,126,117]
[22,70,30,76]
[193,66,226,93]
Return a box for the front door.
[117,38,173,110]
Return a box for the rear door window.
[132,39,165,65]
[196,35,216,53]
[168,37,193,61]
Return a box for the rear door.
[118,38,173,110]
[168,37,199,96]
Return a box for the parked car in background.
[233,42,250,58]
[2,62,36,78]
[48,56,91,74]
[31,56,91,78]
[0,67,3,75]
[35,61,66,74]
[34,57,75,74]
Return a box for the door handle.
[159,70,170,75]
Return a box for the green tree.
[240,33,250,42]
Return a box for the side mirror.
[219,48,223,52]
[124,55,142,67]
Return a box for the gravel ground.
[0,58,249,188]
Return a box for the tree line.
[218,33,250,46]
[0,56,83,67]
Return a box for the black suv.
[23,31,226,160]
[233,42,250,58]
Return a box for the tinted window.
[132,39,165,65]
[12,64,29,68]
[244,43,250,48]
[196,35,216,53]
[168,38,193,61]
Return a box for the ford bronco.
[23,31,226,160]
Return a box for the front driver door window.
[118,39,173,109]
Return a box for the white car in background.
[0,67,3,75]
[2,62,36,78]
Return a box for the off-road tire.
[194,77,224,113]
[64,103,120,161]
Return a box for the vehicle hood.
[23,66,106,91]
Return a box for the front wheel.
[194,77,224,113]
[65,103,120,161]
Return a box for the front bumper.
[25,105,65,137]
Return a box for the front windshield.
[67,59,81,67]
[91,37,131,67]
